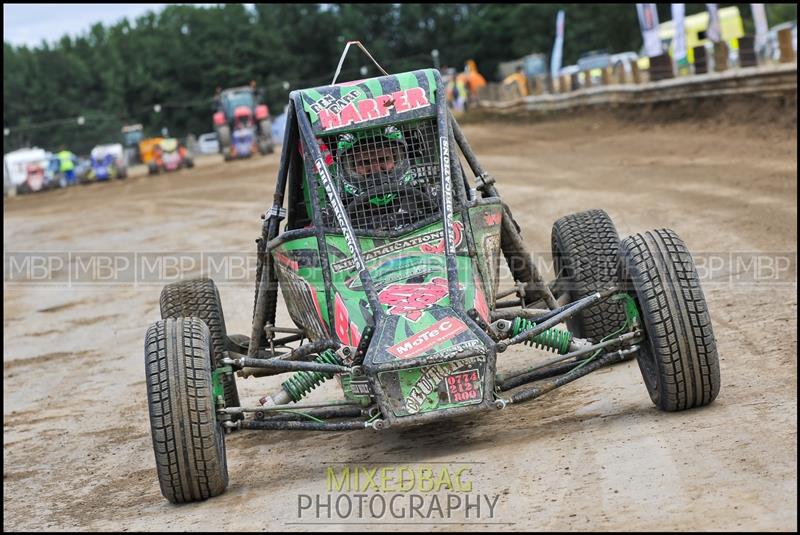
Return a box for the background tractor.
[213,86,274,160]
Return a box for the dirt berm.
[3,96,797,531]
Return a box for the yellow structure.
[638,6,745,69]
[502,70,529,97]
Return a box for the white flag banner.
[636,3,662,57]
[671,4,687,64]
[706,3,721,42]
[550,10,566,80]
[750,4,769,51]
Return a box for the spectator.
[56,146,77,186]
[502,66,529,97]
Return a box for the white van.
[197,132,220,155]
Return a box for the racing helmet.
[335,126,413,196]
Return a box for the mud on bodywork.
[263,68,510,423]
[272,210,503,421]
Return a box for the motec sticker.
[387,317,468,359]
[318,87,431,131]
[378,277,449,321]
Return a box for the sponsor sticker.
[378,277,449,321]
[317,87,431,131]
[332,227,452,273]
[309,90,360,115]
[387,317,468,359]
[315,157,365,273]
[483,211,502,226]
[420,221,463,254]
[349,380,371,396]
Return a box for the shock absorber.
[511,317,572,354]
[260,350,342,406]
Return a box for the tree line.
[3,3,795,155]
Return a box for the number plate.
[446,368,482,404]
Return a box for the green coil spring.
[512,317,573,354]
[281,349,342,403]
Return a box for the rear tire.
[217,125,231,148]
[145,317,228,503]
[258,120,274,154]
[160,278,240,409]
[620,228,721,411]
[551,209,626,341]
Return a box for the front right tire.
[620,228,721,411]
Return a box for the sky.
[3,4,225,48]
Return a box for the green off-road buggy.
[144,43,720,503]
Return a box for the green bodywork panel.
[272,202,502,417]
[272,203,502,346]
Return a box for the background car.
[197,132,220,155]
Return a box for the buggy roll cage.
[247,68,559,359]
[217,47,643,431]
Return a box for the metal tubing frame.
[496,331,643,391]
[504,346,641,404]
[497,287,618,351]
[231,356,351,375]
[254,406,365,422]
[283,73,499,429]
[249,99,299,356]
[221,400,361,414]
[237,419,371,431]
[223,343,642,433]
[236,72,643,433]
[449,115,558,310]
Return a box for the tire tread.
[620,229,720,411]
[145,317,227,503]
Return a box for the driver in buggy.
[329,126,438,232]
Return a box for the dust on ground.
[3,109,797,531]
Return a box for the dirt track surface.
[4,114,797,531]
